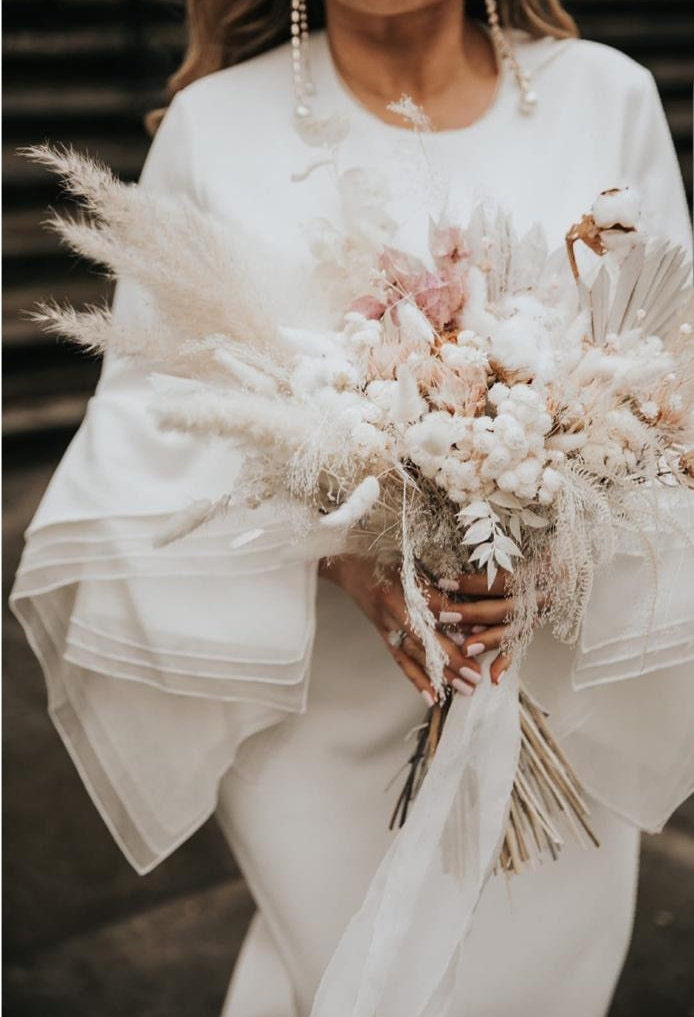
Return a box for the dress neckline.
[314,24,508,139]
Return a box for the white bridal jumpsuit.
[11,28,694,1017]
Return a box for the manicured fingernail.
[459,666,481,684]
[438,578,459,592]
[466,642,485,657]
[449,632,466,646]
[421,689,436,707]
[471,625,486,634]
[492,669,507,686]
[439,611,463,624]
[452,678,474,697]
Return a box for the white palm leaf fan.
[580,238,692,344]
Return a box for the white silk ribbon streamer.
[311,658,521,1017]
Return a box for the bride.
[11,0,693,1014]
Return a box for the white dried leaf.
[469,543,493,565]
[494,548,515,572]
[520,508,549,528]
[494,534,523,557]
[458,500,491,521]
[488,490,522,509]
[463,518,494,544]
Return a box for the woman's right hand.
[319,555,504,704]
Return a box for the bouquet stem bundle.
[392,685,599,874]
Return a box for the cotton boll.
[489,296,560,382]
[496,468,520,494]
[488,382,510,407]
[439,343,488,370]
[406,411,463,456]
[473,415,494,434]
[480,445,513,479]
[438,457,481,494]
[537,466,563,505]
[416,451,446,479]
[592,187,640,230]
[493,413,529,455]
[513,458,542,499]
[471,416,495,455]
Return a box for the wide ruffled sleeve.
[10,92,317,874]
[525,72,693,834]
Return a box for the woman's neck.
[324,0,499,129]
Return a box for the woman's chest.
[192,101,627,323]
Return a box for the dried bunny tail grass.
[25,144,277,353]
[154,387,322,449]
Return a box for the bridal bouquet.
[29,141,693,872]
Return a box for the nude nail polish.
[471,625,486,634]
[421,689,436,708]
[439,610,463,624]
[449,632,466,646]
[452,678,474,697]
[459,666,481,684]
[466,642,485,657]
[492,669,507,686]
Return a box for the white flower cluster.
[400,376,559,508]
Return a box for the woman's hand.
[424,573,514,686]
[319,556,514,701]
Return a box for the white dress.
[11,28,694,1017]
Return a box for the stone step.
[3,391,92,438]
[2,84,162,124]
[4,23,181,59]
[3,135,148,192]
[4,878,254,1017]
[3,276,112,349]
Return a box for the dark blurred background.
[3,1,694,1014]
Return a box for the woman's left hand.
[427,571,516,686]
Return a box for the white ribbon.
[311,656,521,1017]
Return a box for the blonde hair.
[147,0,578,132]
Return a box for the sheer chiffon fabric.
[10,25,693,1014]
[12,355,317,872]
